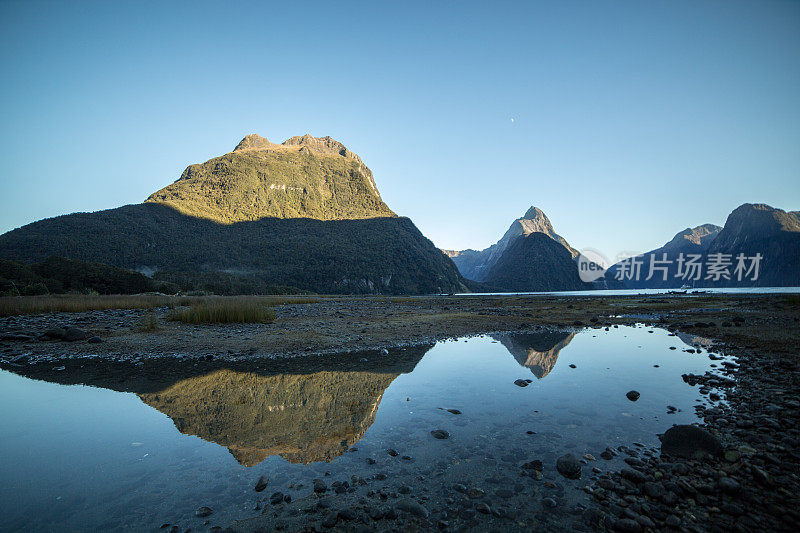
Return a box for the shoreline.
[1,294,798,531]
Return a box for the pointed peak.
[522,206,547,221]
[233,134,273,152]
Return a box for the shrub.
[21,283,49,296]
[169,297,276,324]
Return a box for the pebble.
[626,390,640,401]
[430,429,450,439]
[556,453,581,479]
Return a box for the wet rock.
[42,328,66,340]
[446,409,462,415]
[87,336,102,344]
[621,468,647,484]
[195,506,213,517]
[453,483,467,494]
[522,460,543,471]
[643,481,664,499]
[398,485,411,495]
[556,453,581,479]
[63,328,86,342]
[665,515,681,527]
[387,449,399,456]
[254,476,268,492]
[614,518,642,533]
[338,508,356,521]
[626,390,640,401]
[542,497,557,508]
[270,492,284,505]
[314,479,327,494]
[430,429,450,440]
[718,477,741,494]
[396,499,429,518]
[514,379,530,387]
[476,502,491,514]
[661,425,722,458]
[365,457,376,465]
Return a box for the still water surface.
[0,325,726,531]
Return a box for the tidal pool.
[0,325,729,531]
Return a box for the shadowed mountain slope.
[0,135,466,294]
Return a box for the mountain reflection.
[138,368,399,466]
[4,344,432,467]
[493,330,575,378]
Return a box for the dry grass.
[0,294,173,317]
[169,297,277,324]
[0,294,319,317]
[134,311,161,332]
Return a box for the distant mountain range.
[0,134,466,295]
[605,203,800,288]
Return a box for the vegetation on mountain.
[485,232,590,292]
[0,134,465,295]
[0,256,177,296]
[146,134,395,223]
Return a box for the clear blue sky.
[1,0,798,260]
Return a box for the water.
[0,325,730,531]
[458,286,800,296]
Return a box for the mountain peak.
[233,134,272,152]
[523,206,547,221]
[146,134,393,223]
[232,133,362,162]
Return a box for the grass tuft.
[134,311,161,332]
[169,297,276,324]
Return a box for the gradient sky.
[1,0,798,261]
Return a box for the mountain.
[493,330,576,379]
[444,206,578,283]
[484,232,590,291]
[146,134,395,223]
[0,134,466,295]
[604,224,722,288]
[604,203,799,288]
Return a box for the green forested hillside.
[0,203,465,294]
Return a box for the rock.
[643,481,665,499]
[337,508,356,521]
[724,450,741,462]
[396,499,429,518]
[626,390,640,401]
[621,468,647,484]
[42,328,66,340]
[514,379,529,387]
[522,460,543,471]
[476,503,491,514]
[542,497,557,508]
[718,477,741,494]
[661,425,722,458]
[453,483,467,493]
[387,449,399,456]
[556,453,581,479]
[314,479,327,494]
[87,336,102,343]
[322,511,338,528]
[270,492,284,505]
[446,409,462,415]
[614,518,642,533]
[398,485,411,495]
[63,328,86,342]
[254,476,268,492]
[195,506,213,517]
[665,514,681,527]
[430,429,450,440]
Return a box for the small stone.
[614,518,642,533]
[514,379,529,387]
[87,336,102,343]
[724,450,740,462]
[387,449,399,456]
[430,429,450,440]
[718,477,740,494]
[322,511,338,528]
[269,492,284,505]
[396,499,429,518]
[476,503,491,514]
[314,479,327,494]
[254,476,268,492]
[446,409,462,415]
[556,453,581,479]
[195,506,213,518]
[522,460,543,471]
[665,515,681,527]
[626,391,640,401]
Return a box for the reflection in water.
[139,369,398,466]
[493,330,575,378]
